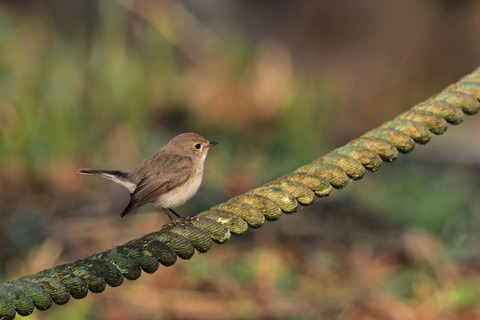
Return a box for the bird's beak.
[207,141,218,148]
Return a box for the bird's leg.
[167,208,184,219]
[168,208,198,222]
[161,208,190,227]
[162,208,179,222]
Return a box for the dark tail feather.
[78,168,134,192]
[78,168,128,178]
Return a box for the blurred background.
[0,0,480,319]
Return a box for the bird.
[78,132,217,220]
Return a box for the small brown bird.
[78,132,217,220]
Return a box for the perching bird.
[78,132,217,220]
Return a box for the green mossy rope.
[0,67,479,319]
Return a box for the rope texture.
[0,68,479,319]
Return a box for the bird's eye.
[194,143,201,149]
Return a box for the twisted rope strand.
[0,67,479,319]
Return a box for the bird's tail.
[78,168,135,193]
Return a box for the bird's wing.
[120,155,194,217]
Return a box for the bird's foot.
[162,217,194,228]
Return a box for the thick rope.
[0,68,479,319]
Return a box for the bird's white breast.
[153,163,204,209]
